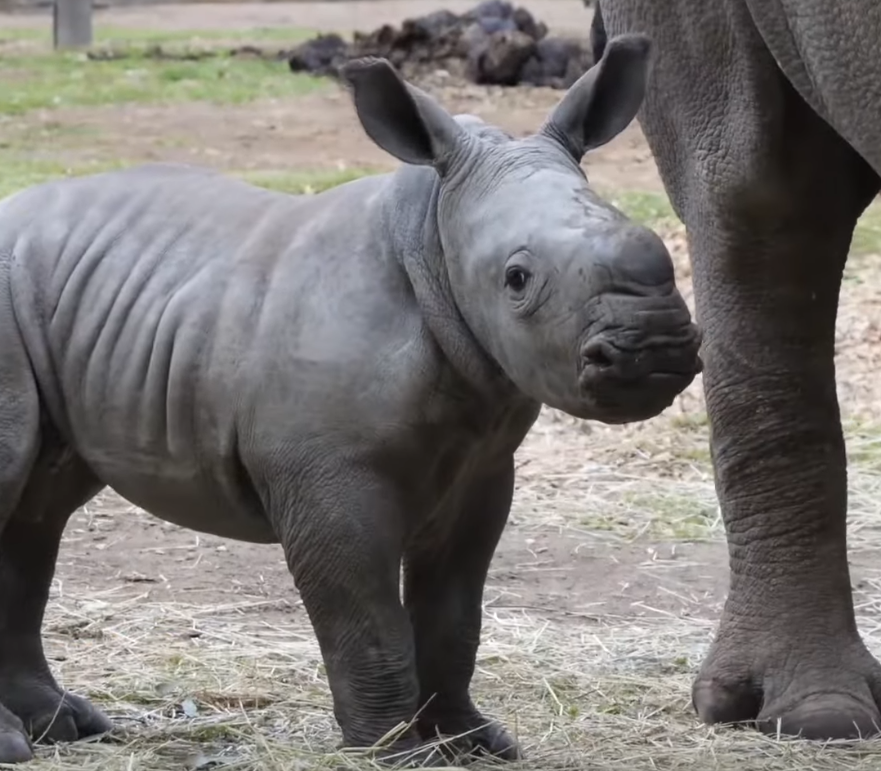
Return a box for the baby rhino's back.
[0,163,303,438]
[0,163,428,542]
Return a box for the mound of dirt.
[287,0,594,89]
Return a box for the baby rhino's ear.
[340,57,467,173]
[540,33,652,161]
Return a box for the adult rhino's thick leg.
[403,459,519,761]
[0,449,110,752]
[607,2,881,737]
[265,461,446,766]
[689,128,881,738]
[687,133,881,736]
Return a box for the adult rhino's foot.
[0,703,33,763]
[0,672,112,745]
[417,705,521,761]
[693,631,881,740]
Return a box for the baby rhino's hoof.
[0,732,32,765]
[0,677,113,751]
[338,739,477,769]
[28,690,113,745]
[374,728,521,768]
[418,708,522,763]
[0,704,33,764]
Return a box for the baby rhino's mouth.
[577,321,703,424]
[581,335,703,380]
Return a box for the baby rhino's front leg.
[405,459,520,761]
[269,462,430,764]
[267,456,516,768]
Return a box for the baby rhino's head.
[342,35,701,424]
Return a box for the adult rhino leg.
[688,135,881,738]
[266,462,447,766]
[403,459,519,762]
[0,447,111,750]
[616,6,881,736]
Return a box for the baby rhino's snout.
[577,224,702,423]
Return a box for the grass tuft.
[0,26,327,116]
[240,167,382,195]
[0,52,325,115]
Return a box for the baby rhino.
[0,35,699,766]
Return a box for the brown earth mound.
[287,0,594,88]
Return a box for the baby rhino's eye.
[505,266,530,293]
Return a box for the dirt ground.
[1,1,660,194]
[5,3,881,770]
[9,90,660,195]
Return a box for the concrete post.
[54,0,93,50]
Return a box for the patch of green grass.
[0,152,380,201]
[626,491,719,541]
[851,200,881,257]
[1,24,315,48]
[0,120,100,152]
[0,28,43,42]
[0,24,329,116]
[607,189,678,227]
[845,418,881,473]
[0,155,124,199]
[240,167,382,195]
[670,412,710,431]
[94,25,315,46]
[0,124,111,198]
[0,50,327,115]
[577,490,719,542]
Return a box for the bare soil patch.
[7,86,661,192]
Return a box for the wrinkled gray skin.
[594,0,881,744]
[0,36,700,766]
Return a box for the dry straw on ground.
[36,452,881,771]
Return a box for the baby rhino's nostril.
[582,340,616,369]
